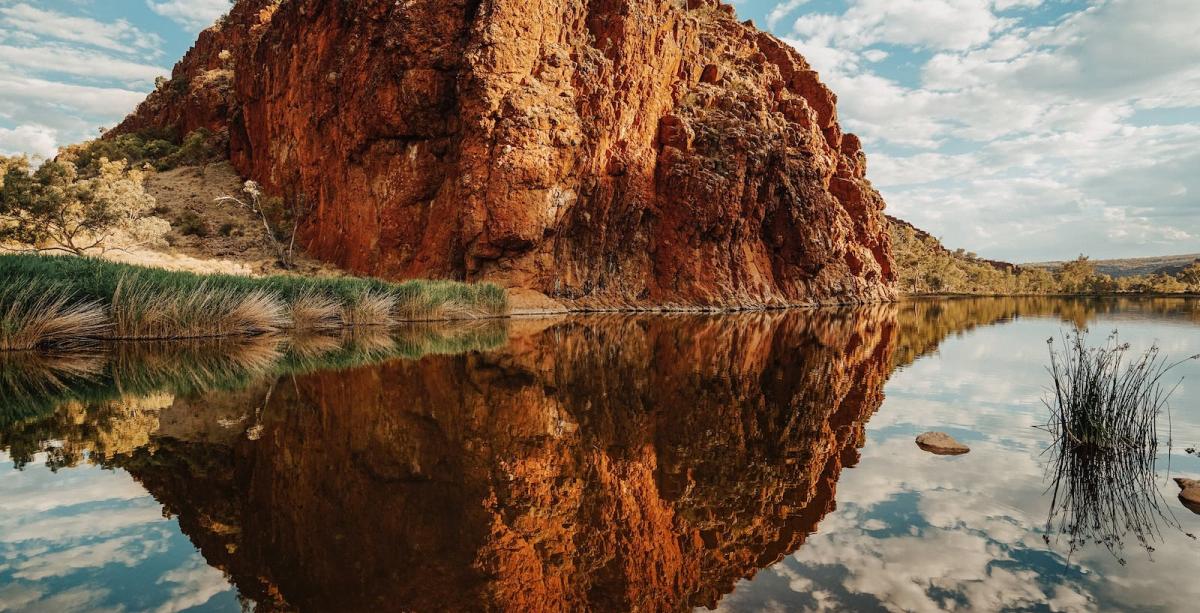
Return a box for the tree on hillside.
[1178,263,1200,291]
[1056,255,1097,293]
[0,156,169,256]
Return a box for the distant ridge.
[1025,254,1200,279]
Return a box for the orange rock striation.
[115,0,895,309]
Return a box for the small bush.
[176,211,210,237]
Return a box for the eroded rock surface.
[115,0,895,308]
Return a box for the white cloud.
[790,0,1009,52]
[0,44,168,83]
[0,4,162,55]
[776,0,1200,260]
[0,74,147,119]
[146,0,232,32]
[766,0,811,31]
[0,124,58,158]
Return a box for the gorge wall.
[114,0,896,308]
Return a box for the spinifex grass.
[0,253,508,349]
[0,285,109,351]
[1041,329,1199,561]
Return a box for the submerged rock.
[915,432,970,455]
[1174,478,1200,513]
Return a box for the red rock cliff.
[116,0,896,308]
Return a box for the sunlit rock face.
[109,311,895,611]
[113,0,895,308]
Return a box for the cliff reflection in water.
[93,310,890,612]
[3,296,1197,611]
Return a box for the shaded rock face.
[116,0,895,308]
[115,310,896,611]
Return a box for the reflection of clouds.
[10,531,168,580]
[718,311,1200,611]
[0,582,42,611]
[0,457,236,612]
[154,558,235,613]
[794,529,1069,612]
[0,500,164,543]
[3,585,120,613]
[0,460,148,514]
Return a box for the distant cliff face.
[116,0,896,308]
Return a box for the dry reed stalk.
[111,276,287,340]
[0,287,109,351]
[287,292,343,331]
[342,291,397,327]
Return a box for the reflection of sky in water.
[0,452,238,612]
[716,314,1200,612]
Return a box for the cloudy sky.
[0,1,1198,261]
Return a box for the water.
[1,298,1198,612]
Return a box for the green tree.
[1056,255,1096,293]
[0,156,168,255]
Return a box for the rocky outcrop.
[114,0,895,308]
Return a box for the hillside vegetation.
[0,254,507,351]
[1026,254,1200,279]
[889,217,1200,296]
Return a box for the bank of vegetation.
[1,130,506,349]
[890,218,1200,296]
[0,254,507,351]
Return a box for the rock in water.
[112,0,896,309]
[1175,478,1200,514]
[915,432,970,455]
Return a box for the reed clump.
[0,286,109,351]
[1042,329,1199,560]
[0,254,508,349]
[1044,330,1196,451]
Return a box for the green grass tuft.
[0,254,508,348]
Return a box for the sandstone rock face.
[116,0,895,308]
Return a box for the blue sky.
[1,1,1198,262]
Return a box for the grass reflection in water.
[0,320,508,467]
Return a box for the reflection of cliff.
[13,298,1193,611]
[110,312,894,612]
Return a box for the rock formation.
[114,0,895,309]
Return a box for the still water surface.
[1,298,1198,612]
